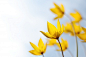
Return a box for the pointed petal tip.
[57,19,59,21]
[47,21,51,26]
[60,3,63,6]
[53,2,56,4]
[29,50,31,52]
[54,17,59,20]
[40,31,43,33]
[29,42,32,44]
[50,8,52,10]
[29,42,33,46]
[47,21,49,23]
[54,18,57,20]
[62,24,64,29]
[40,31,44,33]
[39,38,42,41]
[70,13,72,15]
[57,19,60,24]
[30,42,31,44]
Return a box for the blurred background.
[0,0,86,57]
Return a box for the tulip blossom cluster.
[29,2,86,57]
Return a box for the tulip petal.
[60,4,65,12]
[29,50,41,55]
[61,24,64,34]
[47,39,57,46]
[40,31,55,38]
[82,27,86,33]
[54,16,59,20]
[77,33,86,40]
[50,3,64,19]
[70,10,82,23]
[50,8,57,14]
[53,3,61,11]
[47,21,57,35]
[56,38,68,51]
[65,40,68,48]
[73,23,81,34]
[38,38,44,49]
[54,14,64,20]
[57,20,61,32]
[30,42,40,52]
[43,43,47,53]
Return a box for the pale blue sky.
[0,0,86,57]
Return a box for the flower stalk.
[65,14,78,57]
[57,38,64,57]
[42,54,44,57]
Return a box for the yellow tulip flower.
[77,33,86,42]
[47,39,57,46]
[70,10,82,23]
[64,23,82,36]
[64,23,73,34]
[82,27,86,33]
[50,3,65,20]
[56,38,68,51]
[29,38,47,55]
[40,20,64,39]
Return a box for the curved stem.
[75,36,78,57]
[67,49,74,57]
[42,54,44,57]
[57,39,64,57]
[65,14,78,57]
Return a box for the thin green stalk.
[75,36,78,57]
[65,14,78,57]
[57,39,64,57]
[42,54,44,57]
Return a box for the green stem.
[75,36,78,57]
[65,14,78,57]
[57,39,64,57]
[42,54,44,57]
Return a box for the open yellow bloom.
[70,10,82,23]
[47,39,57,46]
[40,20,64,39]
[64,23,82,36]
[50,3,65,20]
[29,38,47,55]
[82,27,86,33]
[56,38,68,51]
[77,33,86,42]
[77,27,86,42]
